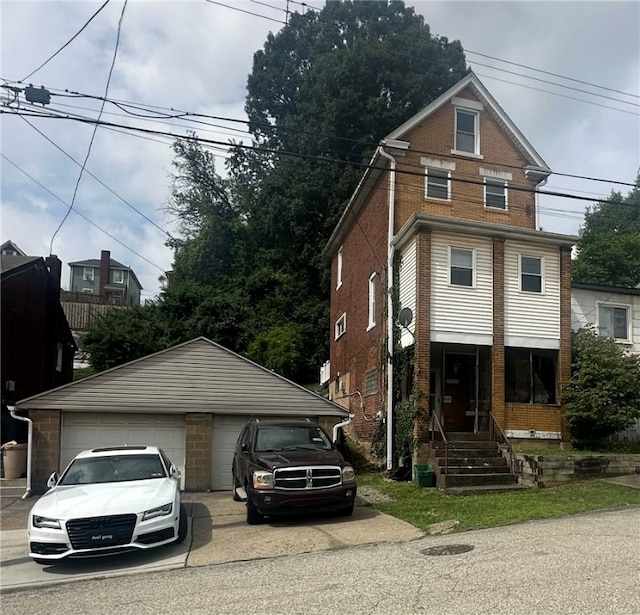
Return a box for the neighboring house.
[324,72,576,469]
[68,250,142,306]
[16,337,349,493]
[571,282,640,442]
[1,240,27,256]
[1,253,76,444]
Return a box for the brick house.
[325,73,576,476]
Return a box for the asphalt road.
[3,506,639,615]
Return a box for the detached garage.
[16,337,348,493]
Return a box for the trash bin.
[2,442,28,479]
[413,463,436,488]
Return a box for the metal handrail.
[430,411,449,476]
[489,411,516,475]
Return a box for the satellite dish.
[398,307,413,327]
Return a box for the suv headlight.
[342,466,356,482]
[142,503,173,521]
[253,471,274,490]
[32,515,61,530]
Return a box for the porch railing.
[489,411,516,475]
[429,411,449,477]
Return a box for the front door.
[443,353,474,432]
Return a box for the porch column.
[414,230,432,443]
[558,246,572,439]
[491,238,506,427]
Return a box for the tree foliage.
[563,327,640,447]
[572,174,640,287]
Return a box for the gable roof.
[69,258,127,269]
[386,72,550,172]
[16,337,348,417]
[0,240,27,256]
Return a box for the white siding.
[398,238,417,347]
[571,288,640,354]
[431,232,493,343]
[504,241,560,348]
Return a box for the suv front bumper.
[251,483,357,516]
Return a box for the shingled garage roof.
[16,337,347,417]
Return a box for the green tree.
[81,304,169,372]
[563,326,640,448]
[572,174,640,287]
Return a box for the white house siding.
[571,288,640,354]
[398,238,417,348]
[504,241,560,348]
[431,232,493,344]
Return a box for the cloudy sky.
[1,0,638,301]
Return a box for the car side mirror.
[46,472,59,489]
[241,443,250,453]
[170,464,181,479]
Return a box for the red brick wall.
[414,231,432,440]
[506,403,564,434]
[491,238,506,426]
[185,413,212,491]
[558,247,573,439]
[329,172,390,439]
[31,409,61,493]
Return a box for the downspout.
[535,176,548,231]
[379,145,397,472]
[333,413,355,443]
[9,407,33,499]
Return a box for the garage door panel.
[61,413,186,489]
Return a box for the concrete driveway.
[0,492,422,592]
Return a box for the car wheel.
[232,468,242,502]
[32,558,51,565]
[246,492,264,525]
[175,503,188,544]
[336,501,355,517]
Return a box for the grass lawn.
[357,473,640,534]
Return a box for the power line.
[203,0,285,24]
[465,49,639,100]
[19,114,174,240]
[22,0,111,82]
[1,153,167,273]
[49,0,127,255]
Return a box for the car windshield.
[59,454,167,485]
[255,426,333,452]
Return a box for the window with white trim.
[449,247,474,287]
[598,304,630,341]
[454,109,478,155]
[425,168,450,200]
[520,256,543,293]
[368,273,377,329]
[335,313,346,339]
[485,179,507,209]
[113,269,124,283]
[83,267,94,281]
[82,288,94,294]
[336,245,343,289]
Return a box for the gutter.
[9,407,33,499]
[378,144,397,472]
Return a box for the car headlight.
[142,503,173,521]
[342,466,356,482]
[32,515,61,530]
[252,471,274,490]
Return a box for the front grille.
[30,542,68,555]
[137,527,175,545]
[66,514,137,550]
[274,466,342,490]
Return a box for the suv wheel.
[246,491,265,525]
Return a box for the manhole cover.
[421,544,474,556]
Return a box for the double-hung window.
[425,168,450,200]
[485,180,507,209]
[598,304,629,341]
[455,109,478,155]
[335,313,346,339]
[113,269,124,284]
[368,273,377,329]
[520,256,543,293]
[83,267,94,282]
[449,247,474,287]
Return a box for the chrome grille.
[273,466,342,490]
[66,514,136,550]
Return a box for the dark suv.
[232,419,357,524]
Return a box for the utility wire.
[22,0,111,82]
[2,153,167,273]
[19,114,173,240]
[203,0,285,24]
[49,0,127,255]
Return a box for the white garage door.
[211,415,295,491]
[61,413,186,487]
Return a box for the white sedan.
[28,445,187,565]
